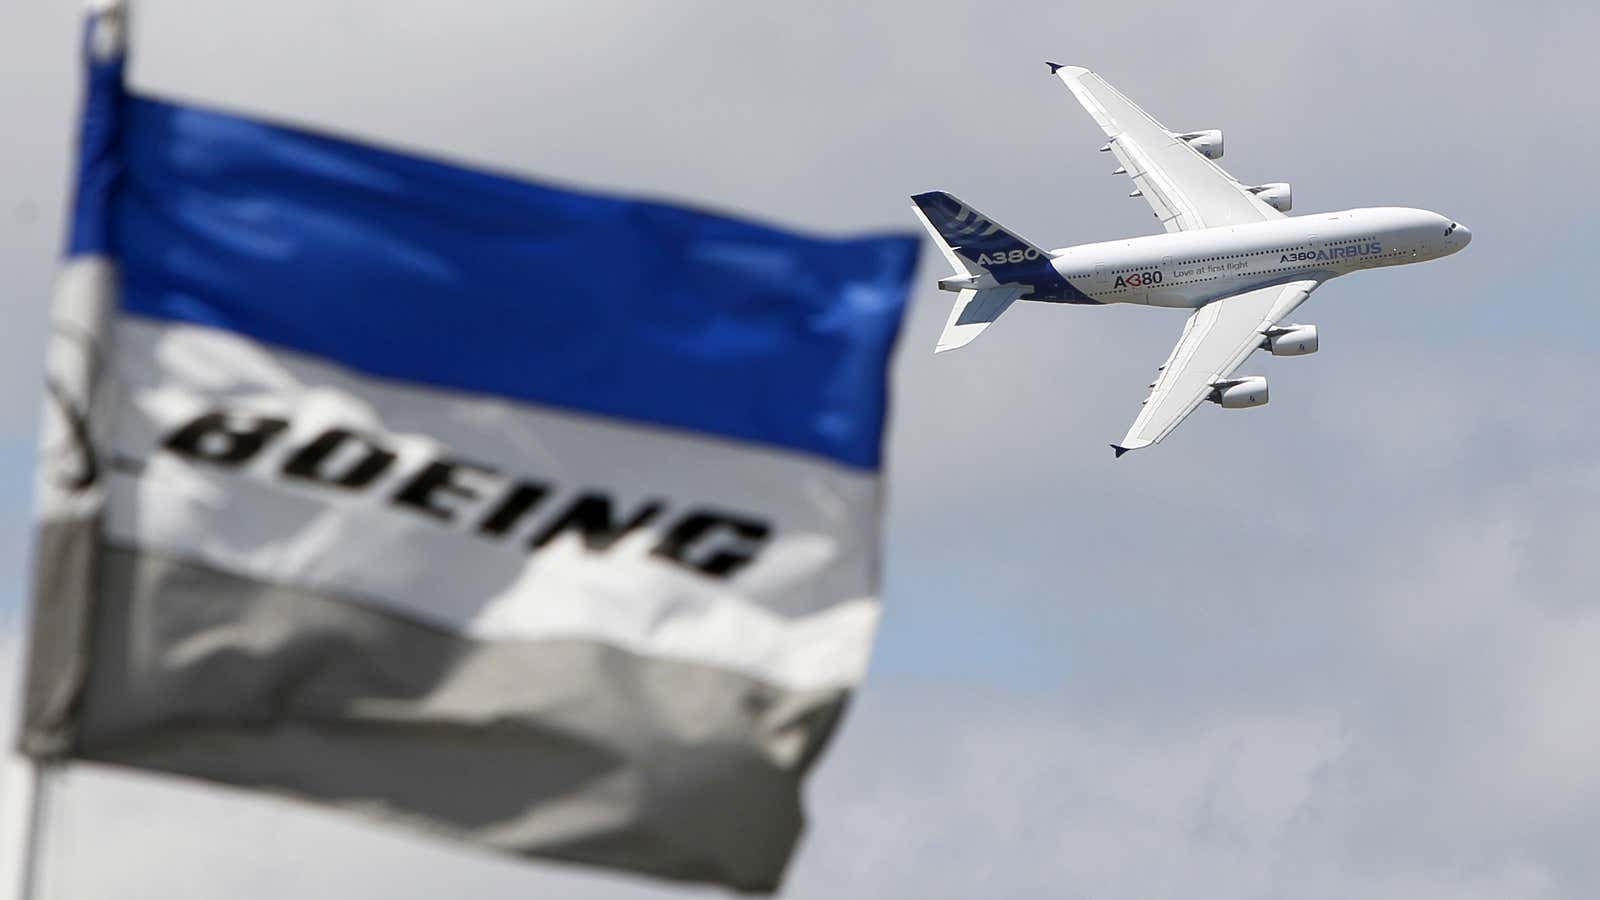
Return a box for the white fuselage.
[1049,207,1470,308]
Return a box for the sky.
[3,0,1600,897]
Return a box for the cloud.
[793,690,1351,899]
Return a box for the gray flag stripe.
[21,518,103,757]
[37,543,850,893]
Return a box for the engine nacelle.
[1178,129,1224,160]
[1249,182,1293,212]
[1212,375,1268,409]
[1266,323,1318,356]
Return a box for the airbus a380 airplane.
[912,63,1471,456]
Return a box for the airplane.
[911,63,1471,457]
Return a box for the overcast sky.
[4,1,1600,897]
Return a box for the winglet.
[1045,61,1064,74]
[1111,437,1152,458]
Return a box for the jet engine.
[1211,375,1268,408]
[1248,182,1293,212]
[1265,324,1318,356]
[1177,129,1224,159]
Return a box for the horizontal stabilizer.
[936,286,1025,353]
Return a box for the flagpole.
[17,755,48,896]
[6,5,124,899]
[7,759,53,900]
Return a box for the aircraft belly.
[1085,289,1141,306]
[1147,284,1213,309]
[1147,295,1203,309]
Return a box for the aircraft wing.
[1049,64,1283,232]
[1115,279,1320,455]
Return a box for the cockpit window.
[1444,222,1458,236]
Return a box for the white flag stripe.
[101,316,884,691]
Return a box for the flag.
[22,8,918,892]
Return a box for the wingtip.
[1112,437,1153,458]
[1045,61,1064,74]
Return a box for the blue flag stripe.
[78,73,917,469]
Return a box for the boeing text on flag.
[20,9,919,893]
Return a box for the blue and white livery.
[912,63,1471,456]
[22,7,918,893]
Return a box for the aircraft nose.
[1457,224,1472,247]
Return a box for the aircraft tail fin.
[910,191,1050,276]
[912,191,1052,353]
